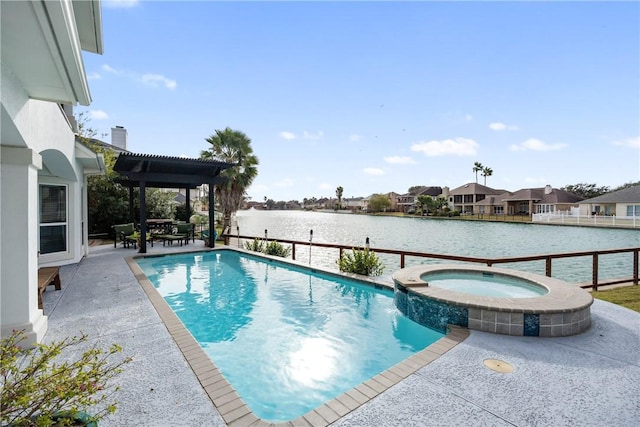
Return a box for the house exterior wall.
[1,0,103,343]
[579,202,640,217]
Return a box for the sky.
[77,0,640,202]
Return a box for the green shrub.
[244,238,265,253]
[1,330,131,426]
[264,241,292,258]
[244,239,291,258]
[337,248,385,276]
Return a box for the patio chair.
[160,223,193,246]
[201,229,218,245]
[112,223,136,248]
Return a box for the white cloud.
[274,178,295,187]
[384,156,416,165]
[509,138,567,151]
[489,122,519,131]
[280,131,296,140]
[101,64,120,74]
[612,136,640,149]
[318,183,332,191]
[465,114,473,121]
[88,110,109,120]
[141,73,177,90]
[349,134,362,142]
[103,0,140,8]
[87,72,101,80]
[411,138,478,157]
[303,131,324,140]
[363,168,385,176]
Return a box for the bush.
[244,238,265,253]
[337,248,385,276]
[264,241,292,258]
[244,239,291,258]
[1,330,131,426]
[174,203,188,222]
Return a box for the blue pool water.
[136,250,444,422]
[421,271,548,298]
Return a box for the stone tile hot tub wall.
[393,264,594,337]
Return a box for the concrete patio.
[41,241,640,426]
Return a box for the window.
[494,206,504,214]
[40,185,67,254]
[626,205,640,216]
[463,195,474,203]
[536,204,554,213]
[453,195,462,203]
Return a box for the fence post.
[236,225,240,248]
[545,257,552,277]
[592,253,599,291]
[400,253,405,269]
[365,237,370,249]
[634,249,638,285]
[309,229,313,265]
[292,243,296,261]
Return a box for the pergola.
[113,153,235,253]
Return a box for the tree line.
[80,114,637,233]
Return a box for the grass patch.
[591,285,640,313]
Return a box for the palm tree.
[473,162,484,183]
[336,186,344,209]
[200,127,259,231]
[482,167,493,186]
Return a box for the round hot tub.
[393,264,593,337]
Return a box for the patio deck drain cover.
[483,359,514,373]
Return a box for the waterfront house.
[448,183,505,214]
[397,186,443,213]
[1,0,104,343]
[501,186,583,215]
[577,184,640,217]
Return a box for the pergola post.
[208,185,215,248]
[139,181,147,253]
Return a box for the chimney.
[544,185,553,195]
[111,126,128,151]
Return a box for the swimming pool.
[134,249,446,422]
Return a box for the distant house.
[448,183,505,214]
[344,197,367,211]
[397,186,443,213]
[1,0,104,342]
[578,185,640,217]
[500,186,583,215]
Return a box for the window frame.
[39,184,69,255]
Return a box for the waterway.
[234,209,639,283]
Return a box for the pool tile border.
[126,252,469,426]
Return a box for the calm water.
[420,271,547,298]
[136,250,443,422]
[235,210,640,283]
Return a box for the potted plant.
[1,330,131,426]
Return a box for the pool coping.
[126,248,469,426]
